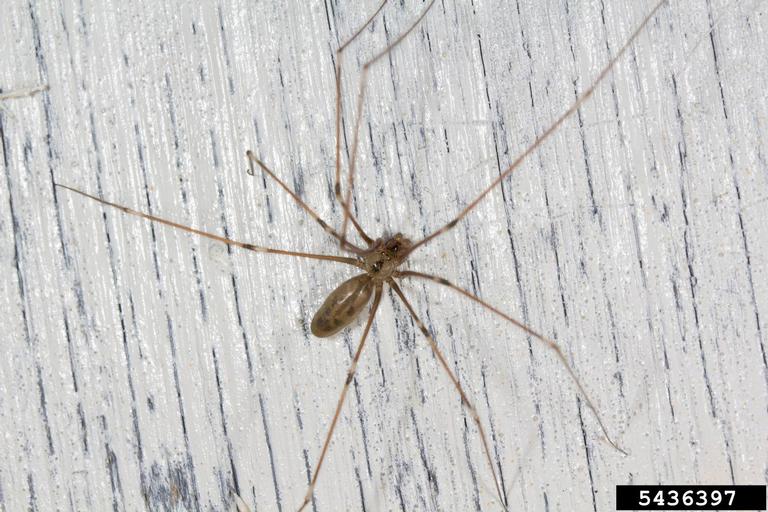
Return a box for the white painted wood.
[1,1,766,511]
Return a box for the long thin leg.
[396,269,626,454]
[232,491,251,512]
[0,84,48,101]
[55,183,363,268]
[337,0,438,248]
[406,0,666,256]
[388,279,507,510]
[298,284,383,512]
[333,1,388,246]
[245,151,368,254]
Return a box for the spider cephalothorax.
[362,233,412,279]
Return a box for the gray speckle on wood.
[1,1,767,511]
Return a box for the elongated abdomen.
[311,274,374,337]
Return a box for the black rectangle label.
[616,485,766,510]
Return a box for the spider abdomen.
[311,274,375,338]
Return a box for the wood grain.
[1,1,766,511]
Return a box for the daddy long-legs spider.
[6,0,765,510]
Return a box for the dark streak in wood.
[163,315,201,511]
[481,367,508,506]
[345,336,374,478]
[576,399,598,512]
[670,74,718,418]
[212,348,241,498]
[163,74,209,321]
[258,393,284,512]
[217,6,236,96]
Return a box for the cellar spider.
[55,0,666,509]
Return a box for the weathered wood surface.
[1,1,766,511]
